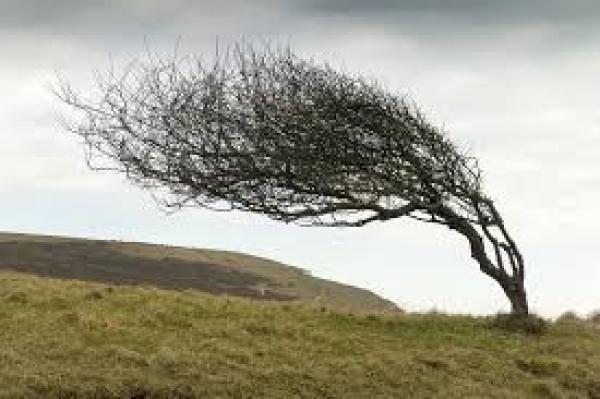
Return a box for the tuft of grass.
[556,310,582,324]
[588,310,600,324]
[488,313,548,335]
[1,272,600,398]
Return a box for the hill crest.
[0,231,399,314]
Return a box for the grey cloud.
[294,0,600,24]
[0,0,289,39]
[0,0,302,62]
[289,0,600,52]
[4,0,600,38]
[3,0,600,56]
[1,1,144,32]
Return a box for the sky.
[1,0,599,317]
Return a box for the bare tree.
[56,44,529,314]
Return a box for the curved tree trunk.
[500,278,529,315]
[437,203,529,315]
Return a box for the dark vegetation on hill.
[0,232,399,314]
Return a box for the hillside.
[0,272,599,398]
[0,232,399,314]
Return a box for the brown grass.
[1,272,599,398]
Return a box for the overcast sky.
[1,1,599,317]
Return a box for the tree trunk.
[502,280,529,315]
[474,246,529,316]
[440,205,529,315]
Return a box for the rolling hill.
[0,232,399,314]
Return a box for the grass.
[1,272,599,398]
[0,232,399,314]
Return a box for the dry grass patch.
[1,272,599,398]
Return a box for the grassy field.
[1,272,599,398]
[0,232,398,314]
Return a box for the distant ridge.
[0,231,400,313]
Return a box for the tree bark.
[501,279,529,315]
[437,204,529,315]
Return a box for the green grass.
[1,272,599,398]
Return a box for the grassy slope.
[0,232,398,314]
[1,272,599,398]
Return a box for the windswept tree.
[57,44,529,314]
